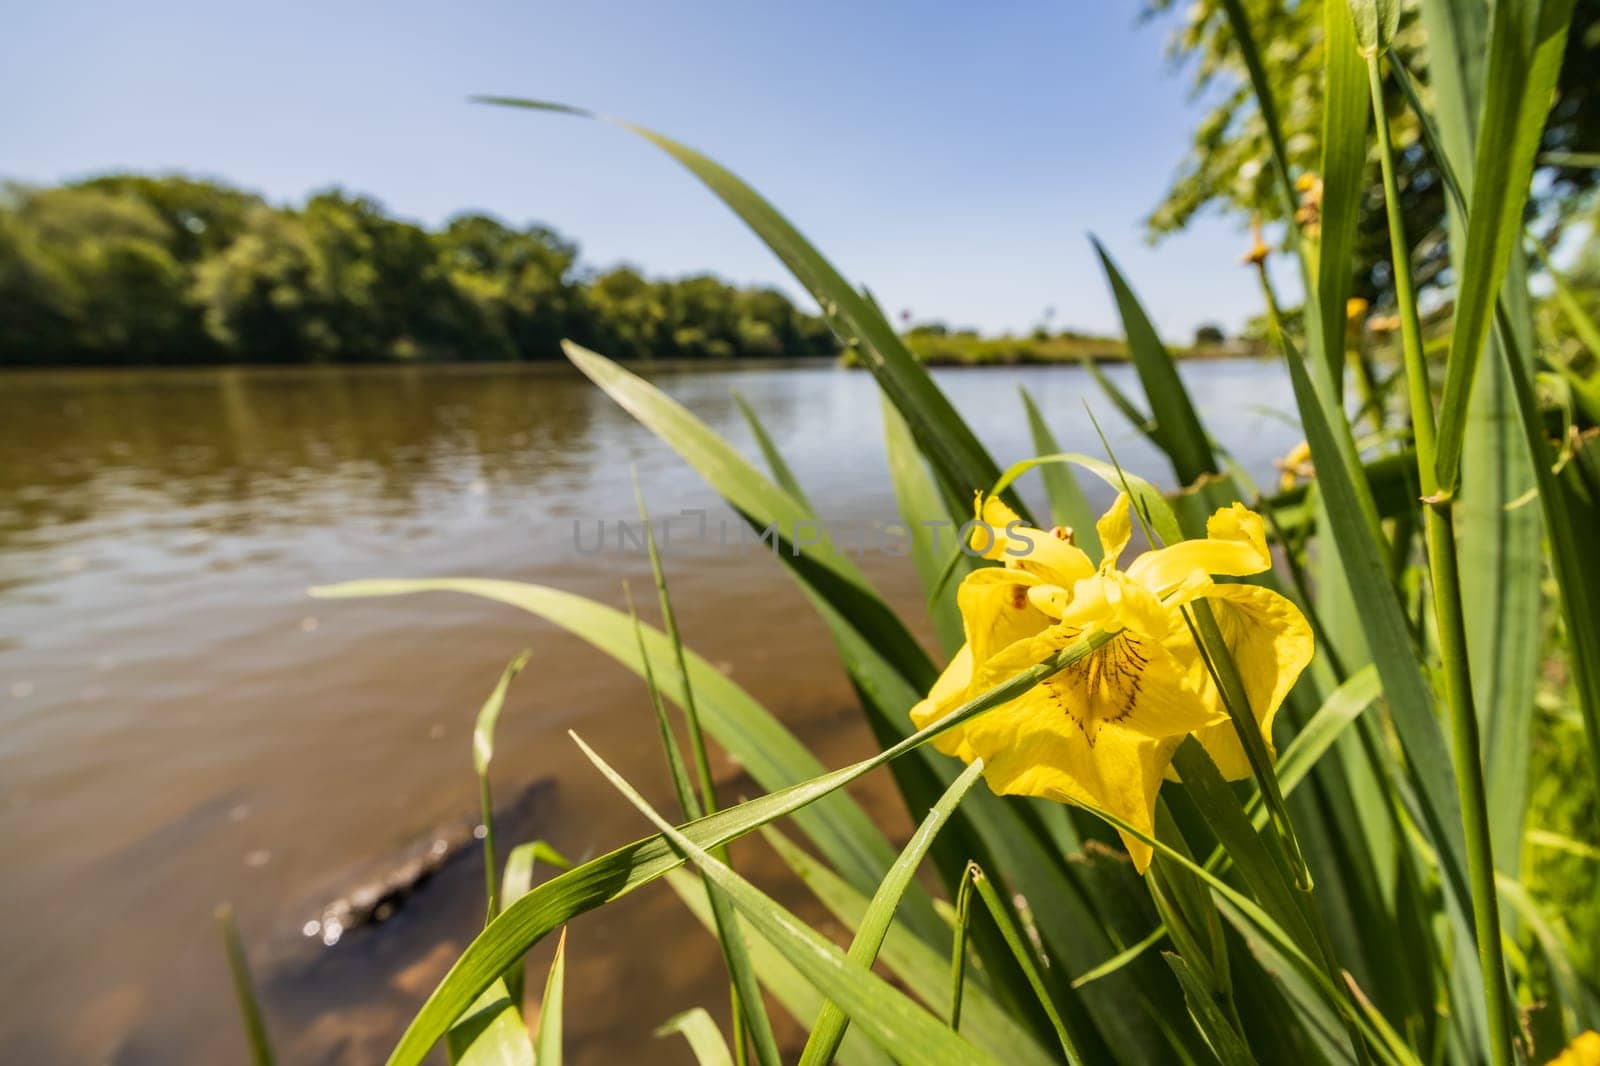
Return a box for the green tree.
[191,205,338,363]
[0,182,202,365]
[0,174,838,366]
[1144,0,1600,304]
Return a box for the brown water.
[0,359,1297,1063]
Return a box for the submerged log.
[303,776,558,946]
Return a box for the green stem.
[948,863,978,1032]
[1367,55,1512,1066]
[479,774,499,922]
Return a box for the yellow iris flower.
[910,492,1313,871]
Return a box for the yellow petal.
[909,643,975,760]
[956,568,1054,668]
[1126,502,1271,597]
[1096,492,1132,569]
[971,493,1094,587]
[1173,583,1314,780]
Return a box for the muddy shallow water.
[0,359,1298,1062]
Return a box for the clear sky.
[2,1,1283,340]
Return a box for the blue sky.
[2,1,1284,340]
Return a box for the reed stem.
[1367,54,1513,1066]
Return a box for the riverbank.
[894,330,1263,366]
[1,341,1270,379]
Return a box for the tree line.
[0,174,840,367]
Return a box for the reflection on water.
[0,359,1298,1062]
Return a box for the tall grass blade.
[1078,354,1162,454]
[1091,239,1218,486]
[1215,0,1299,225]
[881,394,966,655]
[633,481,781,1066]
[799,760,985,1066]
[1276,324,1481,954]
[215,904,274,1066]
[475,651,531,923]
[655,1009,736,1066]
[626,583,697,816]
[961,861,1090,1066]
[479,98,1021,518]
[533,929,566,1066]
[1163,953,1254,1066]
[625,591,779,1066]
[1313,0,1370,386]
[1172,741,1368,1064]
[1431,0,1577,493]
[1399,37,1600,849]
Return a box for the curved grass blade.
[1268,665,1381,804]
[655,1009,736,1066]
[574,734,1005,1066]
[1069,924,1168,991]
[502,842,572,907]
[988,451,1182,544]
[479,97,1019,520]
[799,760,984,1066]
[315,576,911,920]
[564,341,937,692]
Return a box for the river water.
[0,359,1298,1063]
